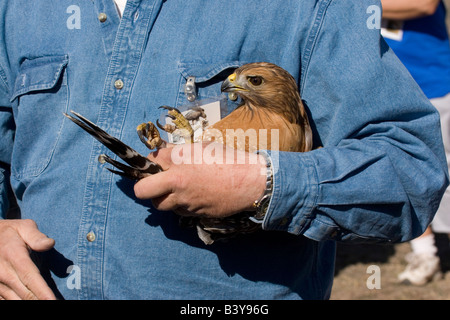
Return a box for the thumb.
[15,219,55,252]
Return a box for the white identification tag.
[160,97,226,144]
[381,19,404,41]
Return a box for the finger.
[151,193,180,212]
[0,282,22,300]
[2,220,56,299]
[134,170,178,200]
[2,235,56,300]
[13,253,56,300]
[0,248,39,300]
[14,219,55,252]
[146,147,175,171]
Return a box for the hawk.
[65,62,313,244]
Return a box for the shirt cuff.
[258,150,319,235]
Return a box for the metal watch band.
[250,152,273,224]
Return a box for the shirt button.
[114,79,124,89]
[86,232,96,242]
[98,13,107,23]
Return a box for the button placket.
[78,0,162,299]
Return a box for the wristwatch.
[250,152,273,223]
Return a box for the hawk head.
[221,62,305,124]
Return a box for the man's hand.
[0,219,56,300]
[134,142,268,218]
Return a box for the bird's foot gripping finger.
[137,121,166,150]
[158,106,194,143]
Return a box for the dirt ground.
[330,233,450,300]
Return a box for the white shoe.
[398,252,442,286]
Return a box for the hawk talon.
[136,121,165,149]
[136,105,202,151]
[158,105,195,143]
[156,119,176,134]
[158,105,182,113]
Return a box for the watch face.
[260,201,269,216]
[255,194,271,220]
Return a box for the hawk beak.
[221,73,248,93]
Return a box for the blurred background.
[447,0,450,32]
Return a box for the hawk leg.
[137,121,166,150]
[136,106,195,150]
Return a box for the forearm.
[263,136,447,243]
[381,0,441,20]
[264,0,449,244]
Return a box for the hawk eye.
[247,76,263,86]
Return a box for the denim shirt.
[0,0,447,300]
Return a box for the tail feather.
[64,111,162,179]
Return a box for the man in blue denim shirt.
[0,0,448,300]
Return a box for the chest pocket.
[176,61,248,115]
[10,55,69,179]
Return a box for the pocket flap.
[11,55,69,102]
[178,61,245,83]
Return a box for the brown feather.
[205,62,312,153]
